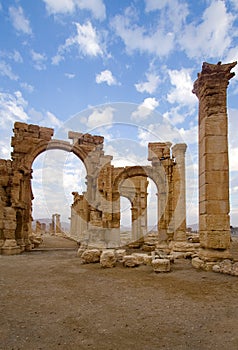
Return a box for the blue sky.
[0,0,238,227]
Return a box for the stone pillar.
[172,144,187,241]
[55,214,61,233]
[193,61,237,264]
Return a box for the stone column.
[192,61,237,264]
[172,144,187,242]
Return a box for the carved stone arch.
[21,139,89,174]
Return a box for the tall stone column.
[172,143,187,242]
[193,61,237,264]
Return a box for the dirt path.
[1,235,238,350]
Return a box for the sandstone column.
[172,143,187,244]
[193,61,237,264]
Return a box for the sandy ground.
[1,234,238,350]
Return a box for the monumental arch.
[0,121,187,254]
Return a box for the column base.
[1,239,21,255]
[192,247,232,271]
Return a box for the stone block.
[220,259,233,274]
[152,258,171,272]
[100,250,116,268]
[199,170,229,186]
[123,255,139,267]
[132,253,152,265]
[81,249,101,263]
[192,257,204,269]
[200,200,229,215]
[199,214,230,231]
[115,249,126,262]
[199,230,231,249]
[200,114,227,137]
[198,247,232,262]
[200,153,228,173]
[200,183,229,201]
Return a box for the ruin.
[192,61,237,269]
[0,61,237,273]
[0,121,187,254]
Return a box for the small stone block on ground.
[81,249,101,263]
[152,258,171,273]
[100,250,116,268]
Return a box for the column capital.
[172,143,187,157]
[192,61,237,97]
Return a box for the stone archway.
[0,122,188,254]
[0,122,109,254]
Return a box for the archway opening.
[31,149,86,244]
[120,196,132,246]
[147,179,158,233]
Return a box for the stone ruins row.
[0,61,237,272]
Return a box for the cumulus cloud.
[96,70,118,86]
[29,108,62,128]
[9,5,32,35]
[167,68,197,106]
[111,10,174,57]
[42,0,106,20]
[30,50,47,70]
[52,21,104,64]
[145,0,188,33]
[131,98,159,120]
[135,72,160,94]
[86,106,114,129]
[163,106,187,125]
[179,0,234,59]
[0,91,29,129]
[0,60,18,81]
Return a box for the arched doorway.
[31,149,87,239]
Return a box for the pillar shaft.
[193,61,237,259]
[172,143,187,242]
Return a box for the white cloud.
[42,0,75,14]
[167,68,197,106]
[52,21,104,64]
[0,50,23,63]
[0,60,18,80]
[42,0,106,20]
[0,91,29,129]
[145,0,188,33]
[138,120,198,146]
[135,72,160,94]
[96,70,118,86]
[86,106,114,129]
[131,98,159,120]
[9,5,32,35]
[163,107,187,125]
[30,50,47,70]
[65,73,75,79]
[111,11,174,57]
[75,0,106,20]
[179,0,234,59]
[29,108,62,128]
[20,82,34,93]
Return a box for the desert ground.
[1,234,238,350]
